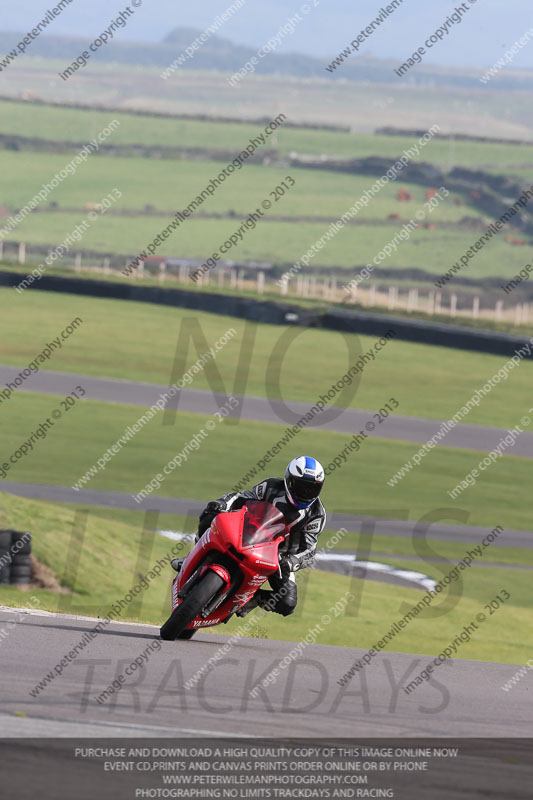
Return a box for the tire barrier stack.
[0,530,32,585]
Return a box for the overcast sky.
[3,0,533,69]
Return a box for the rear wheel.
[160,571,224,641]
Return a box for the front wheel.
[160,570,225,641]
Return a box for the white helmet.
[284,456,325,509]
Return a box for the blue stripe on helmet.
[304,456,317,472]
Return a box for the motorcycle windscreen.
[240,500,288,547]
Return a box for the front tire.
[160,571,224,641]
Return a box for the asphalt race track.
[1,607,531,739]
[2,364,533,456]
[3,482,533,549]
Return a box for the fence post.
[472,296,479,319]
[450,294,457,317]
[159,261,166,283]
[75,253,82,272]
[257,271,265,295]
[103,258,110,275]
[428,291,435,315]
[407,288,417,312]
[495,300,503,321]
[18,242,26,264]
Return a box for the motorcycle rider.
[171,456,326,617]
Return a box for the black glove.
[279,553,298,577]
[201,500,226,519]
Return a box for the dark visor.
[292,478,322,501]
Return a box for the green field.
[0,491,529,664]
[1,391,533,531]
[0,290,531,428]
[0,151,484,223]
[1,85,532,667]
[8,211,531,279]
[1,97,531,285]
[2,94,533,171]
[59,504,533,569]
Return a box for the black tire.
[160,571,224,641]
[10,566,32,578]
[0,531,12,549]
[11,532,31,555]
[176,629,197,640]
[11,554,31,568]
[0,569,10,584]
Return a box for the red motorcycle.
[160,500,289,641]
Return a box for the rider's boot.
[236,589,272,618]
[170,558,184,572]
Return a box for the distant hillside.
[1,26,533,90]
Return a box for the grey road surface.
[2,482,532,549]
[2,365,533,456]
[0,607,531,740]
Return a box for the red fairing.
[169,501,289,629]
[209,564,231,584]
